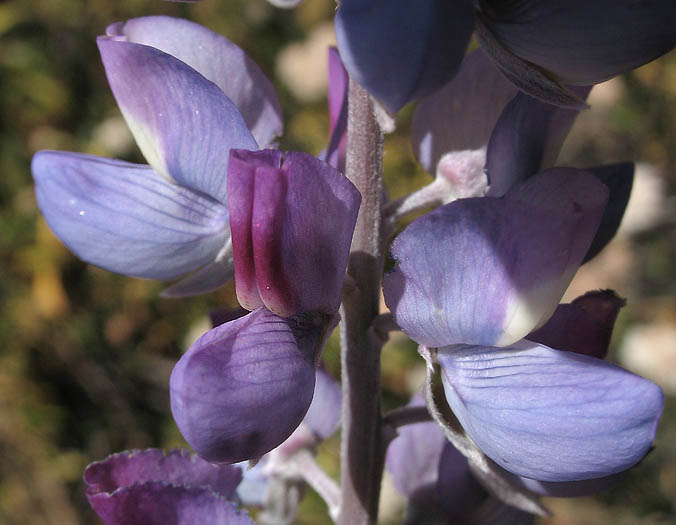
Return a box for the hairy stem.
[338,78,385,525]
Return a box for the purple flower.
[336,1,676,111]
[170,150,360,463]
[31,16,285,297]
[383,170,664,482]
[84,448,252,525]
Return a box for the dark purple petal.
[324,47,348,173]
[170,308,319,463]
[384,169,608,348]
[228,149,360,317]
[335,0,474,113]
[32,151,228,280]
[412,49,517,174]
[583,162,635,262]
[501,467,625,498]
[385,395,446,497]
[486,88,591,197]
[106,16,282,149]
[437,340,663,481]
[436,443,487,516]
[88,481,252,525]
[303,367,342,439]
[528,290,626,360]
[84,449,242,500]
[478,0,676,85]
[97,37,257,203]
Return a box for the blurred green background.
[1,0,675,523]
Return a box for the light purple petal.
[486,87,591,197]
[324,47,348,173]
[411,49,517,174]
[228,149,360,317]
[385,394,446,497]
[303,367,342,439]
[97,37,257,203]
[335,0,474,113]
[170,308,318,463]
[437,340,663,481]
[528,290,626,360]
[87,481,252,525]
[160,255,234,298]
[384,169,608,348]
[32,151,228,280]
[84,449,242,500]
[106,16,282,149]
[478,0,676,85]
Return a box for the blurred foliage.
[0,0,674,523]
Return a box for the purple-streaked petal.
[170,308,319,463]
[87,481,252,525]
[528,290,626,360]
[335,0,474,113]
[324,47,348,173]
[160,254,234,298]
[486,88,591,197]
[32,151,228,280]
[228,149,360,317]
[583,162,635,262]
[303,367,342,439]
[412,49,517,174]
[477,1,676,86]
[106,16,282,149]
[386,394,446,498]
[97,37,257,203]
[437,340,663,481]
[84,449,242,500]
[384,169,608,348]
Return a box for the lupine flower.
[336,0,676,111]
[84,449,252,525]
[170,149,360,463]
[31,16,284,297]
[383,170,664,482]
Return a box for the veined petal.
[228,149,360,317]
[335,0,474,113]
[486,88,591,197]
[384,169,608,348]
[84,449,242,500]
[528,290,625,360]
[106,16,282,149]
[478,0,676,85]
[412,49,517,174]
[32,151,228,280]
[170,308,319,463]
[97,36,257,203]
[437,340,663,481]
[87,481,252,525]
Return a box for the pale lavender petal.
[88,481,252,525]
[438,340,663,481]
[324,47,348,173]
[384,170,608,348]
[84,449,242,500]
[106,16,282,148]
[97,37,257,203]
[32,151,228,280]
[478,0,676,85]
[528,290,626,360]
[583,162,634,262]
[335,0,474,113]
[386,395,446,497]
[170,308,318,463]
[411,49,517,173]
[303,367,342,439]
[486,88,591,197]
[228,149,360,317]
